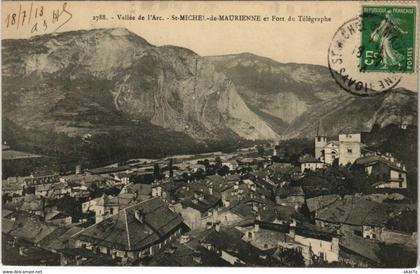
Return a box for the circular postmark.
[328,16,402,96]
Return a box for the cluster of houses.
[1,135,416,266]
[303,132,408,189]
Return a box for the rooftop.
[2,150,43,160]
[299,154,322,163]
[149,243,230,266]
[72,197,184,251]
[86,165,130,175]
[306,194,341,213]
[201,227,265,265]
[6,212,58,244]
[293,224,339,242]
[354,155,406,173]
[316,196,390,226]
[339,231,380,263]
[275,186,304,198]
[181,194,221,213]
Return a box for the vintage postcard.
[1,0,418,269]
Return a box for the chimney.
[254,222,260,233]
[215,221,221,232]
[289,228,296,239]
[331,237,339,253]
[212,208,218,220]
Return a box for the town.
[2,131,417,267]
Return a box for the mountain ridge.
[206,52,417,138]
[3,27,279,143]
[2,28,417,164]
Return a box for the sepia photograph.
[1,1,418,271]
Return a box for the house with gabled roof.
[353,154,408,189]
[71,197,186,262]
[275,185,305,209]
[199,225,275,266]
[172,191,221,230]
[45,210,73,226]
[5,212,58,246]
[314,196,391,240]
[82,194,139,223]
[2,177,26,196]
[148,242,230,266]
[299,154,325,173]
[306,194,341,219]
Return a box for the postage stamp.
[328,16,402,96]
[360,6,416,73]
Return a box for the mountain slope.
[2,28,279,145]
[2,29,417,167]
[207,53,417,138]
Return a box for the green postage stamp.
[361,6,416,73]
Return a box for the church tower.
[315,122,327,160]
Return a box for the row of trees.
[296,165,376,197]
[151,156,234,182]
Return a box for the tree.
[344,167,375,194]
[386,209,417,233]
[275,248,305,267]
[217,165,230,176]
[2,193,11,204]
[194,168,206,180]
[104,186,122,196]
[168,158,174,178]
[54,195,83,222]
[203,159,210,173]
[215,157,222,170]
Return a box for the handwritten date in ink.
[4,2,73,34]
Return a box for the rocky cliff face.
[2,28,279,143]
[2,28,416,161]
[208,53,417,138]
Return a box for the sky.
[2,1,418,91]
